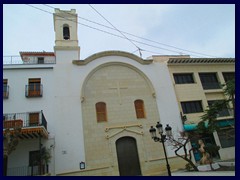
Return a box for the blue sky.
[3,4,235,59]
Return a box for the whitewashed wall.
[52,50,183,174]
[3,50,183,175]
[3,65,56,174]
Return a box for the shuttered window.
[134,100,145,119]
[173,73,194,84]
[29,112,40,126]
[28,78,42,97]
[208,100,230,117]
[199,73,220,89]
[181,101,203,114]
[96,102,107,122]
[222,72,235,83]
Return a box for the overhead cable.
[27,4,218,58]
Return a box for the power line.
[26,4,181,55]
[88,4,143,57]
[27,4,217,58]
[43,4,218,58]
[42,4,218,58]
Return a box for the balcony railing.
[3,111,47,130]
[25,84,43,97]
[7,165,48,176]
[3,85,9,99]
[201,82,221,90]
[3,56,56,65]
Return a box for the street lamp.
[149,122,172,176]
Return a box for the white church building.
[3,8,234,176]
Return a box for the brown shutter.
[134,100,145,119]
[96,102,107,122]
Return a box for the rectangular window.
[208,100,230,117]
[29,150,40,166]
[3,79,9,99]
[26,78,42,97]
[173,73,194,84]
[217,128,235,148]
[222,72,235,83]
[134,100,146,119]
[199,73,220,90]
[29,112,39,126]
[181,101,203,114]
[38,57,44,64]
[96,102,107,122]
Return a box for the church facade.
[3,8,235,176]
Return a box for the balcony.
[3,111,48,139]
[25,84,43,98]
[3,85,9,99]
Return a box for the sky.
[3,4,235,60]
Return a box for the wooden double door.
[116,137,142,176]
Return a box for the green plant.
[41,147,51,164]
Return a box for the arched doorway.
[116,137,142,176]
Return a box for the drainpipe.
[39,134,42,175]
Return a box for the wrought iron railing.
[3,56,56,65]
[25,84,43,97]
[7,165,48,176]
[3,111,47,130]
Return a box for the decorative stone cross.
[109,82,128,105]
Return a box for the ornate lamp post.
[149,122,172,176]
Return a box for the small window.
[181,101,203,114]
[29,112,39,126]
[173,73,194,84]
[199,73,220,90]
[63,24,70,40]
[134,99,146,119]
[38,57,44,64]
[26,78,42,97]
[3,79,9,99]
[96,102,107,122]
[222,72,235,83]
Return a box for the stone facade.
[160,56,235,161]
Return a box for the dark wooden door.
[116,137,142,176]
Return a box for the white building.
[3,8,234,176]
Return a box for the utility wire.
[26,4,182,55]
[43,4,218,58]
[88,4,143,57]
[27,4,216,58]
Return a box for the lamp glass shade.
[156,122,163,134]
[165,124,172,137]
[149,126,157,138]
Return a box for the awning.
[184,119,234,131]
[3,126,48,139]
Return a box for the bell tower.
[53,8,80,57]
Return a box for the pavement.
[171,170,235,176]
[157,160,235,176]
